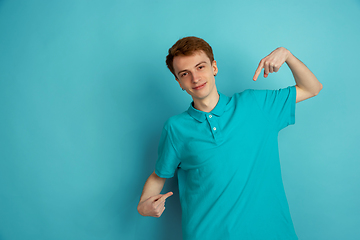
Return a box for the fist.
[137,192,173,218]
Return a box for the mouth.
[193,82,206,90]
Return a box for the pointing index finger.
[154,192,173,208]
[158,192,173,203]
[253,61,264,81]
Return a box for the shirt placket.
[206,114,222,142]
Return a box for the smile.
[193,82,206,90]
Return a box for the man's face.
[173,51,218,102]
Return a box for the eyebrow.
[177,61,207,76]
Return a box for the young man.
[137,36,322,239]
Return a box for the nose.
[191,71,201,83]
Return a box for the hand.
[253,47,290,81]
[137,192,173,217]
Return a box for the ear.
[212,60,218,76]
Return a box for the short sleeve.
[155,122,181,178]
[250,86,296,131]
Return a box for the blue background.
[0,1,359,239]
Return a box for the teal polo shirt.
[155,86,298,240]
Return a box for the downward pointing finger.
[253,63,264,81]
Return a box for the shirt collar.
[187,92,230,122]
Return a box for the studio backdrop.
[0,0,359,239]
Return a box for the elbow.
[310,82,323,97]
[307,82,323,99]
[314,82,323,96]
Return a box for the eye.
[198,65,205,70]
[181,72,188,78]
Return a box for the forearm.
[137,171,172,217]
[285,51,323,96]
[253,47,322,102]
[139,171,166,203]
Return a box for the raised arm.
[137,171,173,217]
[253,47,323,103]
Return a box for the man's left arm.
[253,47,323,103]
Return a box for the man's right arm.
[137,171,173,218]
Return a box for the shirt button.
[209,115,213,118]
[213,127,216,131]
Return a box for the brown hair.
[166,36,214,78]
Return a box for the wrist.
[137,201,146,216]
[285,49,295,64]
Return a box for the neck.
[193,92,220,113]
